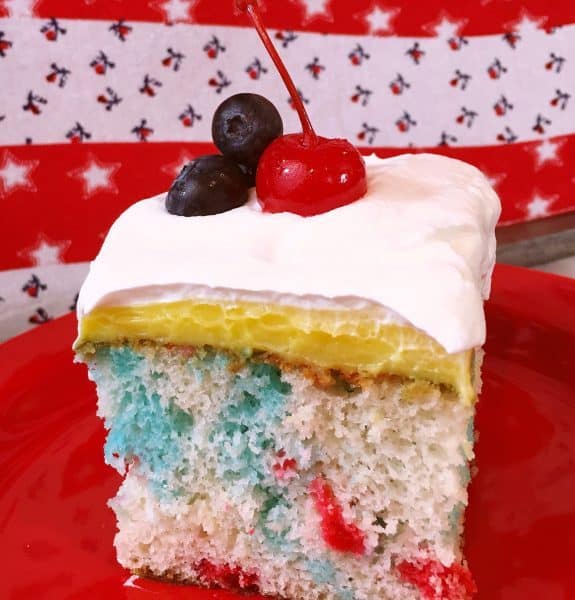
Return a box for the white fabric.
[0,17,573,147]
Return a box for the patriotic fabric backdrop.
[0,0,574,341]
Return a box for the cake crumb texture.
[82,342,476,600]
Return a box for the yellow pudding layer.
[76,300,476,404]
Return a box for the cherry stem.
[238,0,318,146]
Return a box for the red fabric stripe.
[1,1,574,37]
[1,142,215,270]
[2,137,574,270]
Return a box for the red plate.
[1,264,575,600]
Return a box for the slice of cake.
[75,150,500,600]
[75,4,500,597]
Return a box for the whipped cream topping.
[77,153,501,354]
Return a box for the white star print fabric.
[0,152,38,194]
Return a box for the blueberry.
[165,155,250,217]
[238,163,256,187]
[212,93,283,168]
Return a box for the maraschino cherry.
[237,0,367,216]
